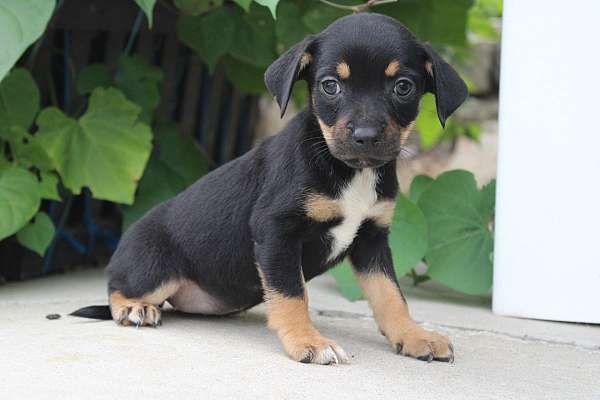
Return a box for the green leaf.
[229,4,277,68]
[76,64,112,95]
[16,211,55,256]
[178,8,236,73]
[0,166,41,240]
[134,0,156,27]
[115,55,163,123]
[254,0,279,19]
[409,175,434,203]
[36,88,153,204]
[302,3,349,33]
[418,170,494,294]
[329,261,363,301]
[275,2,310,50]
[416,94,445,149]
[174,0,223,15]
[0,68,40,137]
[232,0,252,12]
[0,0,55,81]
[389,193,428,277]
[122,123,208,229]
[222,56,266,94]
[378,0,472,47]
[39,171,60,201]
[8,127,54,170]
[0,152,10,169]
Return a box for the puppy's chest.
[305,169,395,261]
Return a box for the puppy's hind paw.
[113,303,162,328]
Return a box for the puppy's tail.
[70,305,112,320]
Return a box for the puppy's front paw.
[280,331,349,365]
[393,326,454,363]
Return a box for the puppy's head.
[265,13,468,169]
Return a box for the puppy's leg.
[255,239,348,365]
[350,221,454,362]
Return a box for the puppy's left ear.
[264,36,315,117]
[421,43,469,127]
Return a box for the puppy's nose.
[351,127,382,146]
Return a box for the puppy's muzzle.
[342,124,397,168]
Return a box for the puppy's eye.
[321,79,341,96]
[394,78,414,97]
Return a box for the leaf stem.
[318,0,398,13]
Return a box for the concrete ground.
[0,268,598,400]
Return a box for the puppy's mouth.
[342,157,390,169]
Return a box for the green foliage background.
[0,0,500,295]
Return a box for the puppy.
[72,12,468,365]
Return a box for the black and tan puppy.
[72,13,468,365]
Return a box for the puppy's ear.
[421,43,469,127]
[264,36,315,117]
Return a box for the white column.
[493,0,600,323]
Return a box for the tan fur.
[336,62,351,79]
[400,120,416,145]
[317,118,334,144]
[305,193,341,222]
[385,60,401,77]
[425,61,433,77]
[317,116,351,147]
[109,281,180,326]
[372,200,396,227]
[258,266,347,363]
[300,52,312,71]
[355,272,453,360]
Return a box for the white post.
[493,0,600,323]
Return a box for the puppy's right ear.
[264,36,315,117]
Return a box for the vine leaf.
[16,211,55,256]
[275,2,310,49]
[389,193,429,277]
[232,0,252,12]
[0,166,41,240]
[416,94,445,149]
[229,4,277,68]
[178,8,236,73]
[121,123,208,229]
[0,0,55,81]
[418,170,495,295]
[76,64,112,95]
[329,262,363,301]
[134,0,156,27]
[174,0,223,15]
[254,0,280,19]
[115,55,163,123]
[0,68,40,137]
[409,174,434,203]
[39,171,60,201]
[36,87,153,204]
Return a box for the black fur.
[72,13,467,327]
[70,305,112,320]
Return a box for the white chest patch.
[327,168,386,261]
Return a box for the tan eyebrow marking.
[336,62,350,79]
[385,60,401,77]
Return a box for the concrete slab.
[1,268,599,400]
